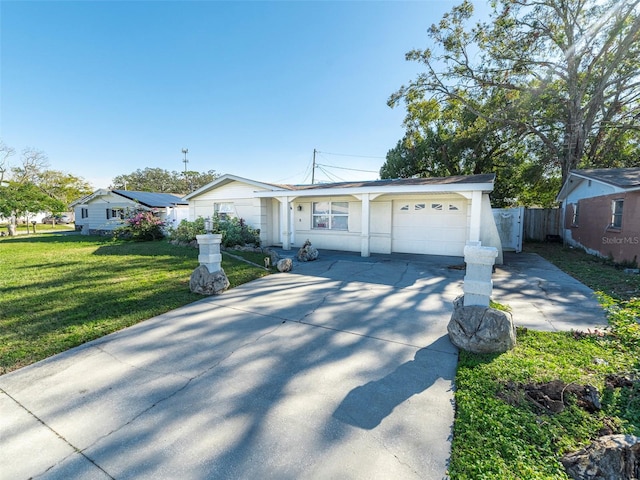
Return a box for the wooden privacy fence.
[523,208,563,241]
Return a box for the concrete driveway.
[0,251,607,480]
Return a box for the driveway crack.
[0,388,116,480]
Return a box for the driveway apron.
[0,253,464,480]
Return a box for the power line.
[316,165,346,183]
[316,150,386,160]
[315,163,379,174]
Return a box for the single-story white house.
[184,173,503,261]
[71,189,189,235]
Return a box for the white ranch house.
[184,174,503,262]
[71,190,189,235]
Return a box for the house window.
[81,207,88,219]
[448,203,460,211]
[106,208,125,220]
[571,202,579,226]
[312,201,348,230]
[431,203,443,211]
[214,202,235,220]
[414,203,426,211]
[399,204,410,211]
[611,199,624,229]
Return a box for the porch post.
[468,190,482,244]
[361,193,371,257]
[279,196,291,250]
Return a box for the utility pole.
[312,148,316,185]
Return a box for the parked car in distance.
[42,213,74,224]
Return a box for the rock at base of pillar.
[189,265,230,295]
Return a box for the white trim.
[184,174,289,200]
[254,182,494,198]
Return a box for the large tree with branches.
[389,0,640,185]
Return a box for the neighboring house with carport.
[71,190,189,235]
[557,168,640,265]
[183,173,503,262]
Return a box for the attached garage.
[391,196,468,256]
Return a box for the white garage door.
[392,199,468,256]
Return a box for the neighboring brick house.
[557,168,640,265]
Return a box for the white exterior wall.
[82,193,138,233]
[479,193,503,264]
[291,196,362,252]
[564,179,617,205]
[188,181,272,244]
[370,201,392,254]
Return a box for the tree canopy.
[111,168,218,195]
[0,142,92,227]
[385,0,640,205]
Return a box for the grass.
[0,233,269,374]
[224,248,276,271]
[526,242,640,301]
[449,242,640,479]
[1,222,76,235]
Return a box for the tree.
[112,168,218,195]
[379,99,562,206]
[389,0,640,185]
[38,170,93,207]
[0,142,93,233]
[11,148,50,184]
[0,182,66,226]
[0,141,15,187]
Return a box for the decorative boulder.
[447,295,516,354]
[268,248,280,266]
[297,239,319,262]
[189,265,230,295]
[276,258,293,272]
[561,434,640,480]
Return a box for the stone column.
[196,233,223,272]
[190,233,229,295]
[463,243,498,307]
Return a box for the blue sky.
[1,1,486,189]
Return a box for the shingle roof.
[112,190,188,208]
[284,173,496,190]
[571,168,640,189]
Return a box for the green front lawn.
[449,243,640,479]
[0,234,269,374]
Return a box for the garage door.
[392,199,468,256]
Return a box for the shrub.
[168,217,260,248]
[113,210,165,241]
[168,217,206,243]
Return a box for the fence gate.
[492,207,524,253]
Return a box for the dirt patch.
[499,379,601,414]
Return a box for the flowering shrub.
[113,210,165,241]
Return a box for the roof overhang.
[183,174,287,200]
[69,189,111,207]
[556,171,640,202]
[253,182,495,199]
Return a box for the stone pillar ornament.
[447,242,515,354]
[189,232,229,295]
[463,243,498,307]
[196,233,223,273]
